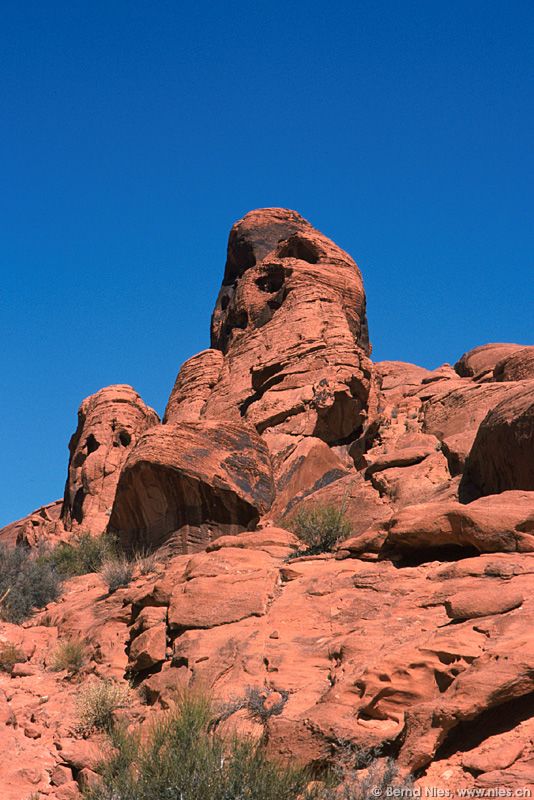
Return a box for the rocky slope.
[1,208,533,799]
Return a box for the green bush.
[83,693,311,800]
[0,544,61,623]
[0,642,25,673]
[286,504,352,554]
[50,639,86,673]
[50,532,116,577]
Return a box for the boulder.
[128,622,167,672]
[493,346,534,382]
[386,491,534,556]
[422,382,518,474]
[270,436,349,517]
[0,499,64,548]
[168,548,278,630]
[61,385,159,535]
[454,343,524,382]
[444,588,523,620]
[462,381,534,497]
[109,420,275,552]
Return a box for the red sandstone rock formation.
[462,381,534,497]
[0,210,533,798]
[61,385,159,535]
[109,419,275,551]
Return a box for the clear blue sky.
[1,1,533,526]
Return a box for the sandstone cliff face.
[1,209,533,799]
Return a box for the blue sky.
[1,0,533,525]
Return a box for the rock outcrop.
[454,343,524,382]
[61,385,159,535]
[205,208,372,452]
[0,210,533,798]
[462,381,534,497]
[109,420,274,551]
[493,346,534,382]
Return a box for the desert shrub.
[133,549,158,576]
[216,686,289,726]
[50,639,86,672]
[286,504,352,554]
[0,642,25,673]
[100,556,133,592]
[83,692,310,800]
[0,544,61,623]
[76,678,129,734]
[50,532,116,577]
[312,746,413,800]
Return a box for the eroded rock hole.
[223,310,249,341]
[278,235,320,263]
[118,430,131,447]
[71,488,85,524]
[255,266,285,294]
[85,434,100,454]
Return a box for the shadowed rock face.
[462,381,534,498]
[109,420,275,552]
[205,208,371,450]
[61,385,159,535]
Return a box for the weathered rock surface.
[422,382,518,474]
[462,381,534,497]
[163,349,224,423]
[205,208,372,450]
[61,385,159,535]
[493,345,534,381]
[385,491,534,557]
[109,420,275,552]
[0,499,64,548]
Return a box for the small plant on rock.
[214,685,289,727]
[133,548,158,576]
[100,556,133,592]
[286,504,352,554]
[50,639,86,673]
[76,678,129,734]
[0,642,25,673]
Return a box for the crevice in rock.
[387,544,480,567]
[435,691,534,762]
